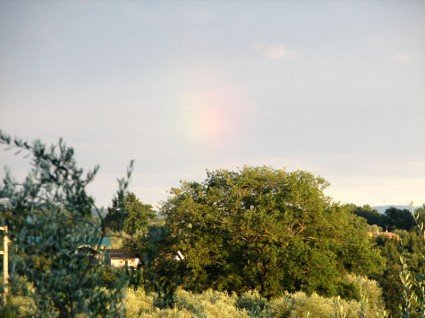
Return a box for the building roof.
[369,230,400,240]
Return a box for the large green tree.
[158,167,385,299]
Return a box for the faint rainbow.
[170,67,252,148]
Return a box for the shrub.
[236,290,273,317]
[125,288,248,318]
[123,284,387,318]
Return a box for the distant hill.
[373,205,417,214]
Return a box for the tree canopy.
[104,192,156,235]
[158,166,385,299]
[349,204,387,228]
[384,207,416,231]
[350,204,420,232]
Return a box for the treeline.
[349,204,424,232]
[0,131,424,317]
[118,175,425,317]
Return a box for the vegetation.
[104,192,156,236]
[348,204,425,316]
[0,278,391,318]
[349,205,387,229]
[0,131,424,317]
[398,211,425,317]
[349,204,423,232]
[156,167,384,299]
[124,275,386,318]
[373,229,425,316]
[0,130,132,317]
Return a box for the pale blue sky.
[1,1,424,208]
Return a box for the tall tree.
[158,167,385,299]
[104,192,155,235]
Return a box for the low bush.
[124,275,387,318]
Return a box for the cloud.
[255,42,299,61]
[392,52,411,62]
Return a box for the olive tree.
[0,130,132,317]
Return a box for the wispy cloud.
[392,52,411,62]
[255,42,299,61]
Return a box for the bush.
[345,275,385,312]
[125,288,247,318]
[236,290,273,317]
[0,295,35,317]
[123,281,387,318]
[176,289,246,318]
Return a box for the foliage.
[346,204,425,231]
[384,207,416,232]
[236,290,273,317]
[125,288,245,318]
[0,130,132,317]
[348,205,387,229]
[105,192,156,236]
[0,294,35,317]
[345,275,385,312]
[398,211,425,318]
[415,205,425,228]
[119,218,183,309]
[0,132,405,317]
[103,192,160,300]
[124,278,387,318]
[349,204,419,232]
[158,167,385,299]
[374,213,425,316]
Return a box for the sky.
[0,1,424,209]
